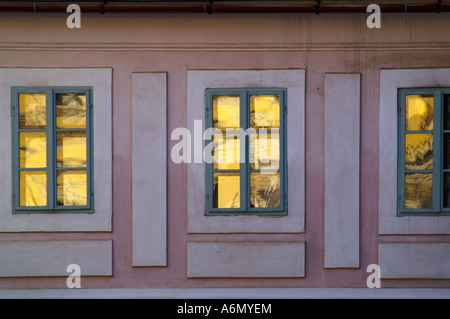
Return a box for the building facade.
[0,0,449,294]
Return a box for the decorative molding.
[1,42,450,52]
[0,240,112,277]
[132,72,168,267]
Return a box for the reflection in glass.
[57,170,87,206]
[19,93,46,129]
[250,132,280,170]
[444,95,450,130]
[405,133,433,170]
[444,173,450,208]
[405,94,433,131]
[20,171,46,207]
[250,95,280,129]
[57,131,87,168]
[213,133,240,170]
[56,93,86,129]
[213,95,240,129]
[444,134,450,170]
[250,172,280,208]
[213,173,240,209]
[19,132,46,168]
[404,172,433,209]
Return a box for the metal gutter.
[0,1,448,13]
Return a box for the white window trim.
[379,68,450,234]
[0,68,112,232]
[187,69,305,233]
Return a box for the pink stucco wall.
[0,11,449,289]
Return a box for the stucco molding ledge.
[0,288,449,299]
[1,42,450,52]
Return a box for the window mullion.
[281,89,287,211]
[87,89,93,210]
[240,90,248,211]
[47,89,55,210]
[435,91,443,212]
[11,89,19,210]
[397,90,407,214]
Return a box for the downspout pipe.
[0,1,449,13]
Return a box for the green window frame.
[397,88,450,216]
[204,88,287,216]
[11,86,94,214]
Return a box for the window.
[397,88,450,216]
[11,87,94,214]
[204,88,287,215]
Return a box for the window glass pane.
[250,95,280,129]
[250,172,280,208]
[444,94,450,130]
[19,132,46,168]
[213,172,240,209]
[405,133,433,170]
[250,132,280,170]
[444,133,450,170]
[213,133,240,170]
[405,94,433,131]
[19,93,46,129]
[57,131,87,168]
[56,93,86,129]
[404,172,433,209]
[20,171,47,207]
[444,173,450,208]
[57,170,87,206]
[213,95,239,129]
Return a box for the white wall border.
[324,73,361,268]
[0,68,112,232]
[0,240,112,277]
[132,72,167,266]
[379,68,450,234]
[1,287,449,299]
[379,243,450,278]
[186,69,305,233]
[187,241,305,278]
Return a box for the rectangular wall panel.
[0,240,112,277]
[187,241,305,278]
[379,243,450,278]
[324,73,361,268]
[132,72,167,266]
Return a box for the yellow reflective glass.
[20,171,47,207]
[213,95,240,129]
[57,131,87,168]
[250,132,280,170]
[406,94,433,131]
[57,170,87,206]
[250,172,280,208]
[405,133,433,170]
[19,93,46,129]
[56,93,86,129]
[213,133,240,170]
[213,173,240,209]
[19,132,46,168]
[250,95,280,129]
[405,172,433,209]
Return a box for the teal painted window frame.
[11,86,94,214]
[204,88,287,216]
[397,88,450,216]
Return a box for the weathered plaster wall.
[0,11,449,289]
